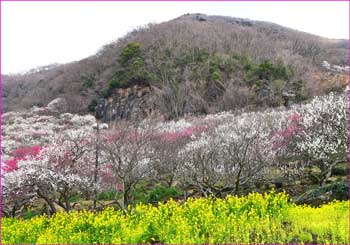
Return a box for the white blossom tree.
[178,110,281,197]
[271,91,347,185]
[2,132,95,215]
[295,92,347,185]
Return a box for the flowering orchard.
[1,91,347,216]
[2,132,96,216]
[1,109,95,163]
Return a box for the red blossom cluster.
[4,146,43,173]
[271,112,304,150]
[159,125,208,142]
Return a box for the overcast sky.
[1,1,349,74]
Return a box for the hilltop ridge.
[2,13,348,119]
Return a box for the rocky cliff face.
[96,71,348,124]
[101,85,163,122]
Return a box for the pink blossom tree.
[271,92,347,186]
[2,132,95,215]
[151,121,210,187]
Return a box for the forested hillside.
[2,14,348,119]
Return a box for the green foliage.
[105,42,304,111]
[256,60,275,80]
[108,76,122,89]
[244,59,292,84]
[193,47,210,63]
[119,41,141,65]
[69,195,80,203]
[145,186,181,204]
[205,55,223,82]
[239,58,305,105]
[97,189,118,201]
[87,98,98,112]
[132,184,181,204]
[23,209,37,220]
[211,70,222,81]
[131,57,144,69]
[107,41,150,92]
[99,89,110,99]
[81,77,94,88]
[291,79,307,102]
[2,192,349,244]
[297,181,349,205]
[332,162,348,176]
[253,60,292,81]
[242,56,257,72]
[175,48,210,67]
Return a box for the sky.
[1,1,349,75]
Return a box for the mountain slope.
[2,14,348,118]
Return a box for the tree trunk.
[93,123,100,210]
[37,190,57,215]
[235,168,243,194]
[11,205,17,218]
[319,161,338,186]
[64,194,71,212]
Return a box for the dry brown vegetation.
[2,14,348,116]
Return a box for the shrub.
[145,186,181,204]
[81,77,94,88]
[97,189,118,201]
[108,77,121,89]
[296,181,349,205]
[119,41,141,65]
[108,42,150,91]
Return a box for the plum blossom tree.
[151,118,211,187]
[295,92,347,185]
[178,131,221,197]
[100,122,156,209]
[1,110,95,163]
[2,146,43,217]
[215,112,279,193]
[270,110,308,180]
[151,134,188,187]
[2,132,95,215]
[3,146,43,173]
[271,91,347,185]
[2,170,37,217]
[178,110,281,197]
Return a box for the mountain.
[2,13,348,119]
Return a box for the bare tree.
[100,122,156,209]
